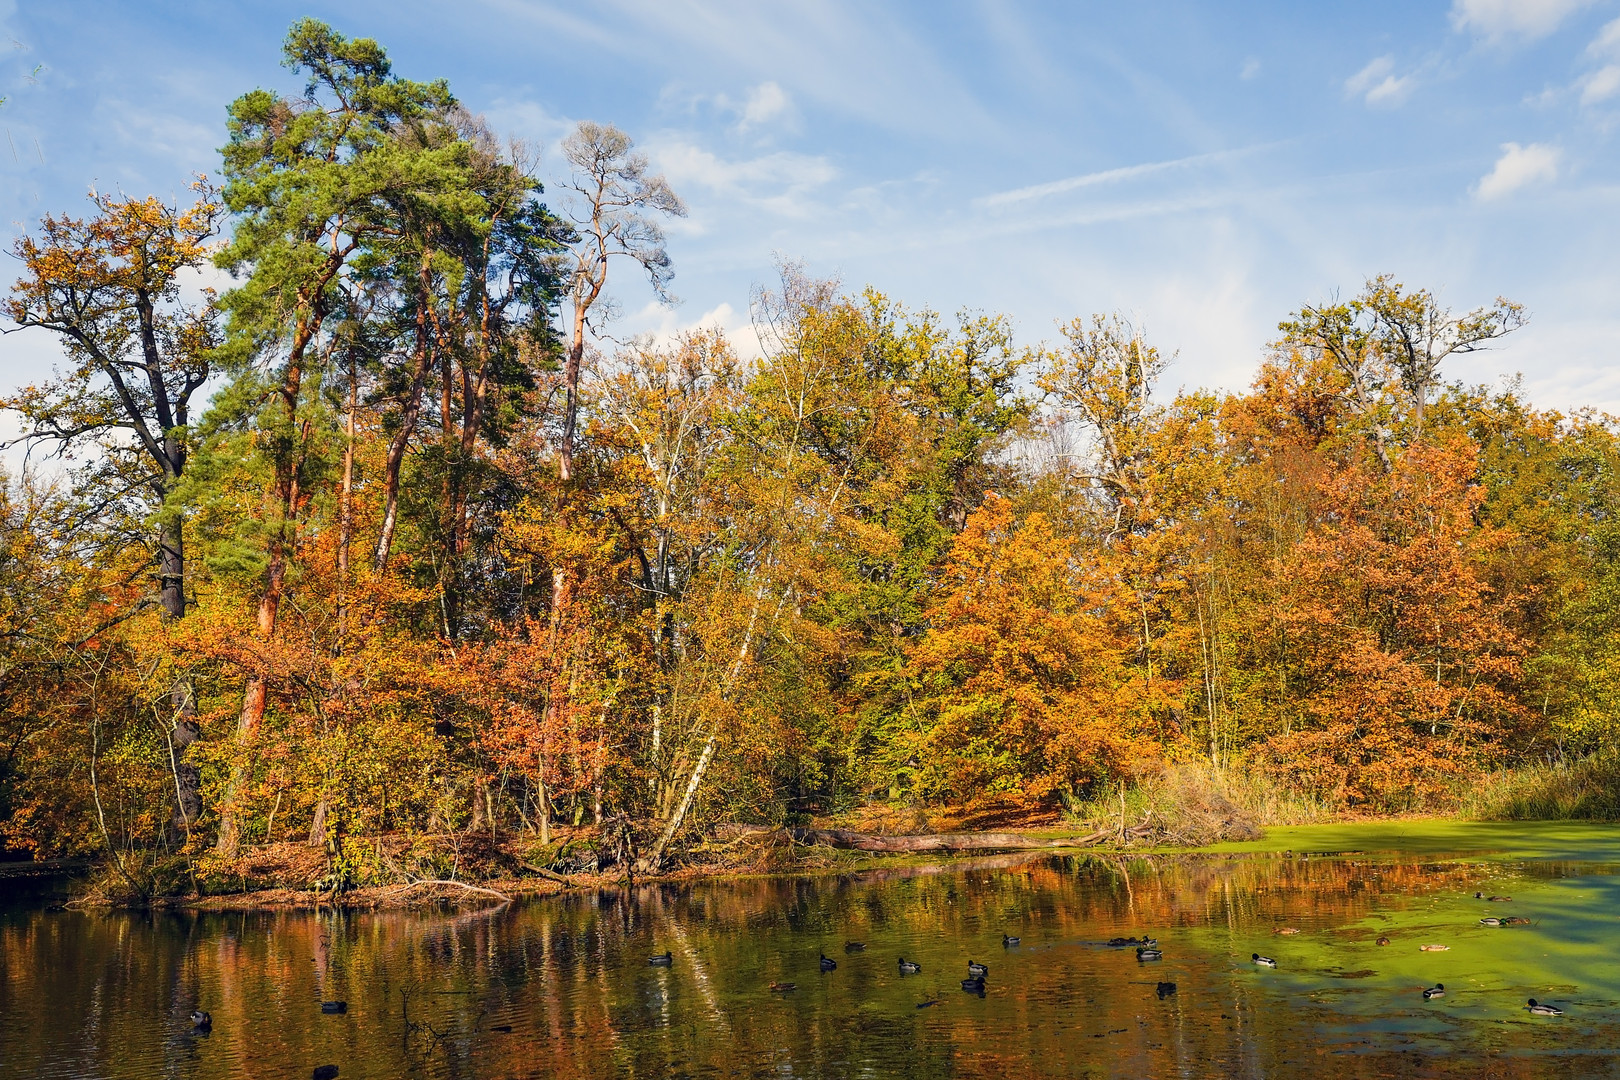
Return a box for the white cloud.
[635,300,764,358]
[1581,64,1620,104]
[1240,58,1261,81]
[1344,56,1416,106]
[1589,16,1620,56]
[650,139,837,218]
[1476,142,1561,200]
[737,81,790,131]
[1450,0,1596,41]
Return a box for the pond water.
[5,823,1620,1079]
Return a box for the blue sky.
[3,0,1619,419]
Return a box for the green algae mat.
[1200,819,1620,861]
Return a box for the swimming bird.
[1136,947,1163,961]
[1003,934,1020,947]
[898,958,922,974]
[189,1010,211,1031]
[967,960,989,978]
[1423,984,1445,1000]
[1526,999,1563,1016]
[1376,935,1391,946]
[1480,917,1503,927]
[1107,936,1157,948]
[820,953,837,972]
[1474,892,1512,902]
[1252,953,1277,968]
[844,941,866,952]
[769,981,796,992]
[1419,944,1450,952]
[960,976,986,994]
[1156,981,1177,998]
[648,951,673,966]
[1502,916,1532,925]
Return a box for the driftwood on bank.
[386,878,513,904]
[711,824,1149,852]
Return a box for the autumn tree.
[209,18,458,856]
[555,121,686,484]
[909,495,1150,805]
[3,189,223,830]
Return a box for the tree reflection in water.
[4,851,1619,1078]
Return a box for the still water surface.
[5,826,1620,1078]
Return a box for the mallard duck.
[1526,999,1563,1016]
[1136,947,1163,961]
[648,951,673,966]
[1418,944,1450,952]
[1376,935,1391,946]
[1423,983,1445,1000]
[960,976,986,993]
[1107,936,1155,948]
[1003,934,1021,947]
[189,1010,211,1030]
[1273,927,1301,935]
[1480,917,1503,927]
[966,960,989,977]
[1156,981,1177,998]
[844,941,866,952]
[1474,892,1512,902]
[1502,916,1531,925]
[898,958,922,974]
[768,981,796,992]
[1252,953,1277,967]
[819,953,837,972]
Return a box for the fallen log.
[713,824,1114,852]
[387,879,513,904]
[519,862,576,886]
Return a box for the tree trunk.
[640,733,716,870]
[215,518,289,857]
[558,304,588,482]
[337,354,356,638]
[374,256,435,572]
[158,515,203,834]
[168,678,201,833]
[308,796,328,848]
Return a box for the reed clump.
[1076,760,1331,846]
[1458,754,1620,821]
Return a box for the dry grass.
[1077,760,1332,846]
[1457,754,1620,822]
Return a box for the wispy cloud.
[1581,64,1620,104]
[736,81,790,131]
[649,138,837,219]
[1589,16,1620,56]
[1450,0,1597,41]
[977,148,1256,209]
[1344,56,1416,106]
[1476,141,1560,199]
